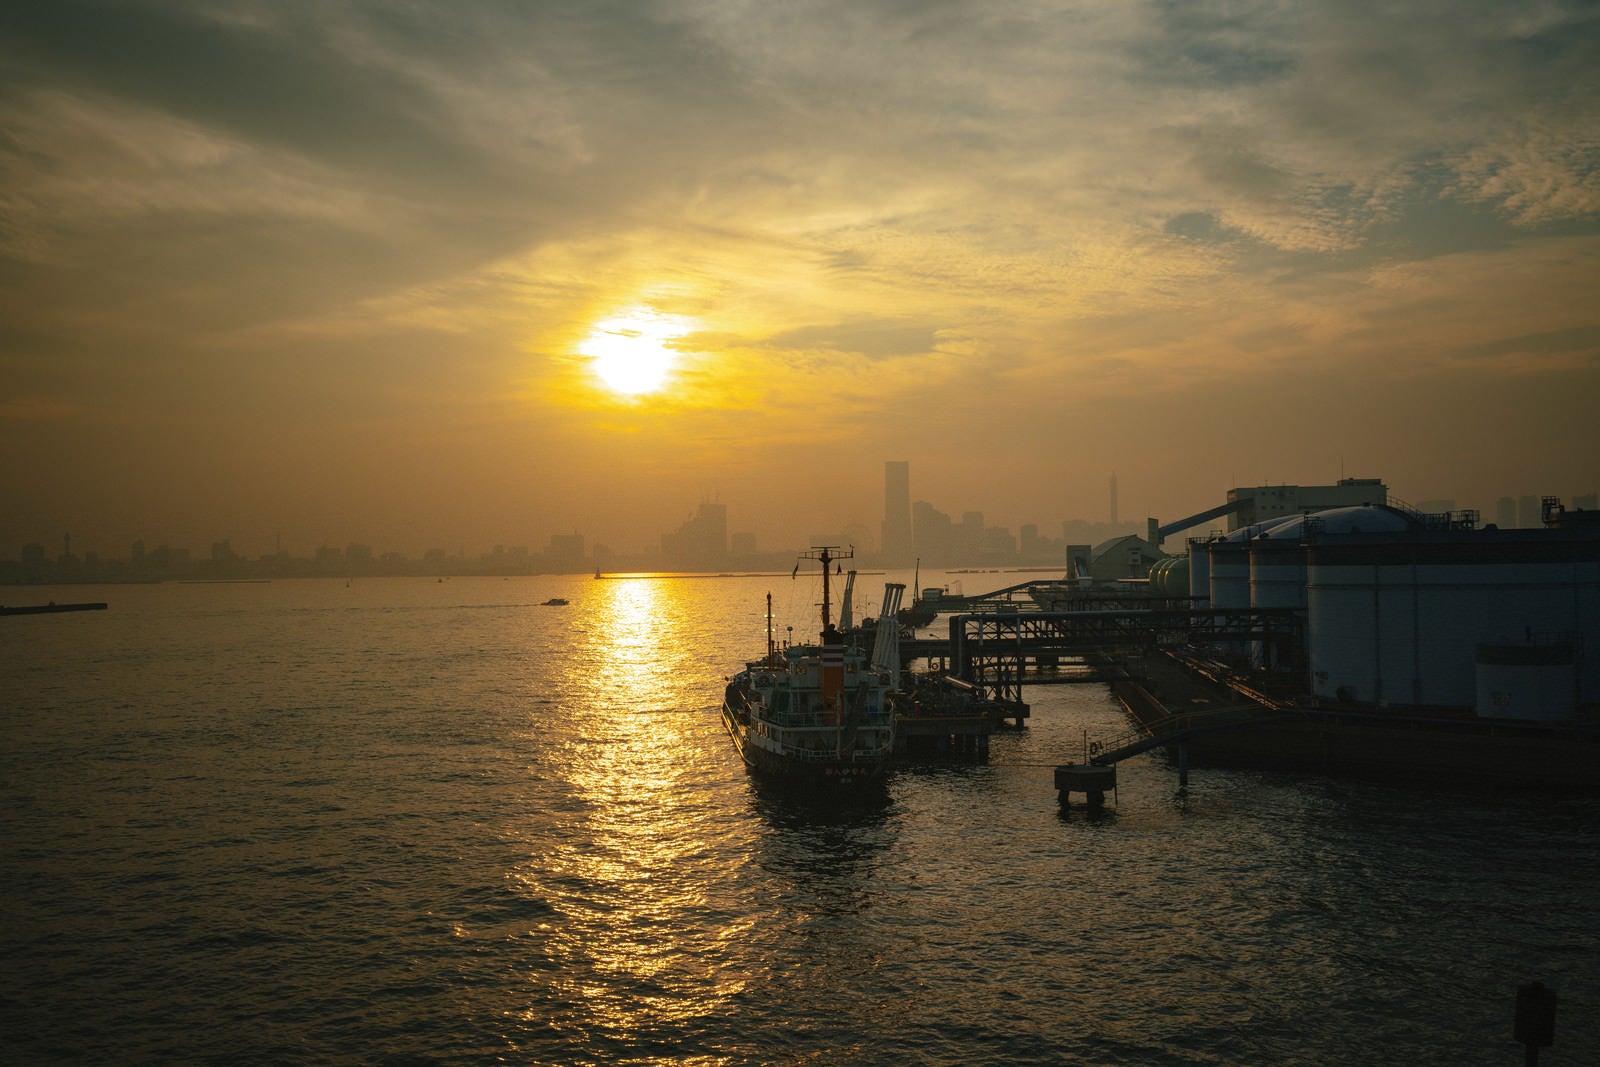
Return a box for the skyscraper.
[661,501,728,570]
[882,461,913,565]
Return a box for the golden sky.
[3,1,1598,558]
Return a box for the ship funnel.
[821,622,844,720]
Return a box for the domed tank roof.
[1258,504,1417,539]
[1217,514,1300,543]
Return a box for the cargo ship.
[721,547,900,784]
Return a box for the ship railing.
[776,742,892,763]
[766,718,893,753]
[761,705,892,729]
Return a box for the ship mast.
[800,545,853,637]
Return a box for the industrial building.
[1149,476,1398,552]
[1085,535,1168,582]
[1187,497,1600,722]
[1224,478,1389,531]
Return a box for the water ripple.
[3,576,1598,1064]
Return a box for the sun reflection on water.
[508,577,754,1052]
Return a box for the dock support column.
[1054,764,1117,812]
[1177,740,1189,788]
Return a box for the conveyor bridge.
[928,607,1304,707]
[1085,703,1288,765]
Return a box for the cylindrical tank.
[1246,525,1307,667]
[1208,537,1252,611]
[1145,556,1168,594]
[1252,507,1418,611]
[1249,507,1417,668]
[1307,530,1600,709]
[1248,520,1310,609]
[1144,556,1183,597]
[1156,556,1190,598]
[1475,641,1579,721]
[1188,537,1214,601]
[1209,517,1296,610]
[1203,518,1295,659]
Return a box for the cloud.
[1,0,1597,552]
[1163,212,1240,244]
[1450,324,1600,374]
[762,318,940,360]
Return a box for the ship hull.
[721,700,889,784]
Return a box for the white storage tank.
[1250,506,1416,612]
[1209,517,1297,611]
[1245,517,1311,667]
[1188,536,1214,601]
[1307,529,1600,709]
[1475,640,1579,721]
[1245,506,1414,668]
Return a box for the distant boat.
[721,547,899,784]
[541,597,569,606]
[898,586,949,627]
[896,558,947,627]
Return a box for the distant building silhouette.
[912,500,955,562]
[661,501,728,571]
[881,461,913,566]
[546,533,585,572]
[1496,497,1518,530]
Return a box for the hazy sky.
[4,1,1598,559]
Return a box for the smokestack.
[821,624,844,722]
[1110,472,1119,526]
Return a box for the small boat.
[898,586,951,627]
[721,547,904,784]
[896,559,951,627]
[541,597,569,606]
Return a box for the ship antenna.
[820,547,832,632]
[801,544,854,639]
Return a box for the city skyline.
[3,5,1598,564]
[8,465,1595,578]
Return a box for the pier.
[893,603,1306,787]
[892,674,1001,759]
[1053,763,1117,812]
[1,602,108,616]
[900,606,1303,705]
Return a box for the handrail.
[1084,702,1276,765]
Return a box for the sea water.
[3,574,1597,1065]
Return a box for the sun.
[579,309,686,396]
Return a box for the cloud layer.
[3,1,1597,554]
